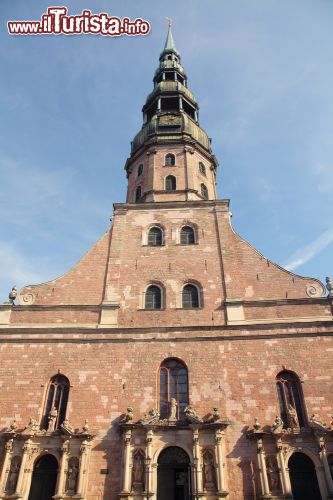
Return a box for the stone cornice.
[113,199,230,212]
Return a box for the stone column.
[0,439,13,493]
[145,429,153,494]
[54,439,69,498]
[121,430,132,493]
[192,428,202,494]
[275,438,290,496]
[76,440,88,498]
[15,439,31,497]
[256,438,270,497]
[215,429,227,494]
[318,435,333,496]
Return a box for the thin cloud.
[0,242,45,298]
[284,228,333,271]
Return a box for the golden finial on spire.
[166,17,173,28]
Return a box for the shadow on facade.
[227,425,259,499]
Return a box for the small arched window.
[180,226,195,245]
[199,162,206,176]
[182,284,200,309]
[159,358,188,419]
[135,186,142,202]
[145,285,162,310]
[42,374,70,430]
[137,164,143,177]
[165,175,176,191]
[276,371,306,429]
[201,183,208,199]
[148,227,163,246]
[165,153,176,166]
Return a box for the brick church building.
[1,26,333,500]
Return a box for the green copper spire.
[161,20,180,58]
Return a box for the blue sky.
[1,0,333,301]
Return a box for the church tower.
[126,24,217,204]
[0,26,332,500]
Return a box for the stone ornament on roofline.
[6,417,93,439]
[119,405,230,429]
[247,412,332,439]
[326,276,333,297]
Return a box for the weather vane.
[166,17,172,28]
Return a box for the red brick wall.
[0,330,332,499]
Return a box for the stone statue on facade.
[253,417,261,432]
[82,419,89,433]
[271,415,284,434]
[203,451,217,490]
[8,286,17,305]
[205,407,222,424]
[47,407,58,432]
[266,456,280,493]
[132,450,145,490]
[66,457,79,493]
[169,398,178,421]
[140,408,160,425]
[5,456,21,494]
[22,417,41,435]
[287,405,298,429]
[61,418,75,435]
[184,405,203,424]
[326,276,333,297]
[122,407,134,423]
[309,414,327,433]
[9,419,18,433]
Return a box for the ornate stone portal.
[0,418,94,500]
[118,406,230,500]
[247,417,333,499]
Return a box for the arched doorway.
[157,446,191,500]
[289,452,322,500]
[28,454,58,500]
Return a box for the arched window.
[135,186,142,202]
[165,175,176,191]
[199,162,206,176]
[182,284,200,309]
[145,285,162,310]
[165,153,175,166]
[148,227,163,246]
[42,374,70,430]
[276,371,306,429]
[159,359,188,419]
[201,183,208,199]
[180,226,195,245]
[137,164,143,177]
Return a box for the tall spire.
[161,19,180,58]
[125,26,219,204]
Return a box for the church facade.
[0,27,333,500]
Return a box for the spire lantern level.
[160,21,180,60]
[125,25,219,204]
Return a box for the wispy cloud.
[284,228,333,271]
[0,242,45,294]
